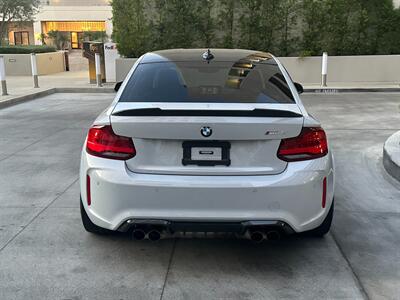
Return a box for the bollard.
[95,53,102,87]
[0,56,8,96]
[31,53,39,88]
[321,52,328,87]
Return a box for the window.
[14,32,30,46]
[119,60,295,104]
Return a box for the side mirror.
[294,82,304,94]
[114,81,123,92]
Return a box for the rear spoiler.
[112,108,302,118]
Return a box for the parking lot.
[0,92,399,299]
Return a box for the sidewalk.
[0,71,114,105]
[304,82,400,92]
[1,71,400,107]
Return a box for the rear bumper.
[80,151,334,233]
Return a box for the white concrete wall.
[36,52,65,75]
[115,58,137,82]
[1,52,65,76]
[279,55,400,85]
[115,55,400,86]
[2,54,32,76]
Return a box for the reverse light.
[277,127,328,162]
[86,125,136,160]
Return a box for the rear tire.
[80,197,112,235]
[304,200,334,237]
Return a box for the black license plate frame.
[182,141,231,166]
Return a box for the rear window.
[119,60,295,104]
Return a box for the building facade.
[8,0,112,49]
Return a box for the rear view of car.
[80,49,334,242]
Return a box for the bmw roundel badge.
[200,126,212,137]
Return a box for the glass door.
[77,32,84,49]
[14,32,30,45]
[71,32,79,49]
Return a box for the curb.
[304,88,400,93]
[383,131,400,182]
[0,87,115,109]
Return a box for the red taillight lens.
[86,125,136,160]
[277,127,328,162]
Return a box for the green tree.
[238,0,263,50]
[47,30,69,50]
[148,0,168,51]
[218,0,236,48]
[159,0,198,48]
[37,32,47,45]
[195,0,217,48]
[259,0,282,53]
[279,0,301,56]
[83,31,108,43]
[0,0,40,45]
[301,0,326,56]
[111,0,151,57]
[111,0,400,57]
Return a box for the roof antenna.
[202,49,214,63]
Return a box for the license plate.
[182,141,231,166]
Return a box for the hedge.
[112,0,400,58]
[0,45,57,54]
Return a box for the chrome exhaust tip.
[132,229,146,241]
[148,230,161,241]
[266,230,281,241]
[249,231,265,243]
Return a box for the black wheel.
[80,197,112,235]
[304,200,334,237]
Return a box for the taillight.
[86,125,136,160]
[277,127,328,162]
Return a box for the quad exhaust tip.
[132,229,146,241]
[131,226,281,242]
[249,230,281,243]
[148,230,161,241]
[250,231,265,243]
[132,228,162,241]
[266,230,281,241]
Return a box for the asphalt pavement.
[0,92,399,299]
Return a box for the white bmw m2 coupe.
[80,49,334,242]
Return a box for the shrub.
[112,0,400,58]
[0,45,57,54]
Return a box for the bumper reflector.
[322,177,327,208]
[86,174,91,206]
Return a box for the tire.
[304,200,334,237]
[80,197,112,235]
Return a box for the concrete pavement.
[0,71,114,106]
[0,92,399,299]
